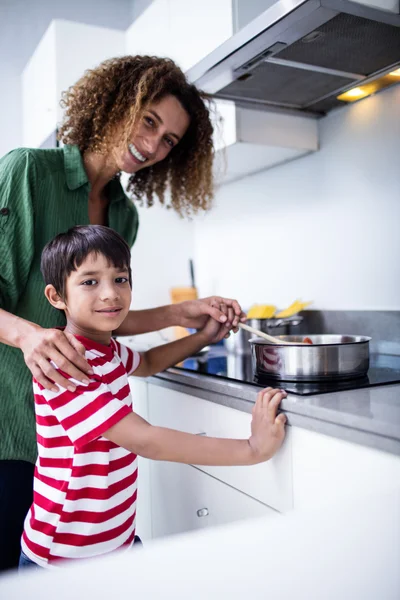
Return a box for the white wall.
[125,0,200,317]
[193,85,400,311]
[129,203,195,311]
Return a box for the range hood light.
[187,0,400,116]
[337,67,400,103]
[338,87,368,101]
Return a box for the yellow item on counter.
[247,304,277,319]
[275,300,312,318]
[170,286,198,340]
[247,300,312,319]
[170,286,198,304]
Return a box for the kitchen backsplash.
[193,85,400,312]
[297,310,400,355]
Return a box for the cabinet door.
[292,427,400,509]
[147,383,293,512]
[22,23,57,148]
[151,460,278,539]
[125,0,171,58]
[129,378,152,540]
[126,0,233,73]
[168,0,233,72]
[22,20,124,148]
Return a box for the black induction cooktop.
[174,347,400,396]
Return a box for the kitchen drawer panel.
[151,461,278,539]
[147,384,293,512]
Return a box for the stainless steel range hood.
[187,0,400,116]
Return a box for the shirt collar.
[73,333,115,360]
[63,144,127,204]
[63,144,89,190]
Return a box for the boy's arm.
[133,331,211,378]
[104,388,287,466]
[104,411,256,466]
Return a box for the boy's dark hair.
[41,225,132,299]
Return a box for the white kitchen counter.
[148,367,400,455]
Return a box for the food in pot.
[303,337,313,344]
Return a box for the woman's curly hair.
[58,55,215,216]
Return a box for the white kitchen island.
[129,368,400,542]
[2,364,398,600]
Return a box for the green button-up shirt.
[0,145,139,463]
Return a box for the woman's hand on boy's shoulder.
[176,296,246,332]
[19,325,93,393]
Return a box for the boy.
[20,225,287,568]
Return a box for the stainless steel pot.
[250,334,371,381]
[225,316,303,355]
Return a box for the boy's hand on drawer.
[249,388,287,463]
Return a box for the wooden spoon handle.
[238,322,294,345]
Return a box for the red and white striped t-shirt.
[22,335,141,567]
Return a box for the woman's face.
[114,94,190,174]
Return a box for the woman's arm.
[114,296,246,336]
[0,308,31,348]
[0,150,90,391]
[133,314,225,377]
[0,308,92,391]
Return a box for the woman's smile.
[116,95,190,174]
[128,143,148,164]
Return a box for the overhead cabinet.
[22,20,124,148]
[126,0,319,184]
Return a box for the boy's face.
[48,252,131,344]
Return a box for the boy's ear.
[44,284,66,310]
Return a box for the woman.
[0,55,244,572]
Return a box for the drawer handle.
[196,432,207,436]
[196,508,209,518]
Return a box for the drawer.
[147,384,293,512]
[151,460,279,539]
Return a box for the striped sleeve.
[0,149,36,311]
[33,376,131,449]
[112,340,141,376]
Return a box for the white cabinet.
[22,20,125,148]
[212,100,319,184]
[167,0,234,73]
[22,25,57,151]
[125,0,170,58]
[132,379,281,541]
[151,460,278,539]
[167,0,318,183]
[132,379,400,541]
[147,383,293,513]
[129,378,152,541]
[126,0,233,72]
[291,427,400,509]
[125,0,318,184]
